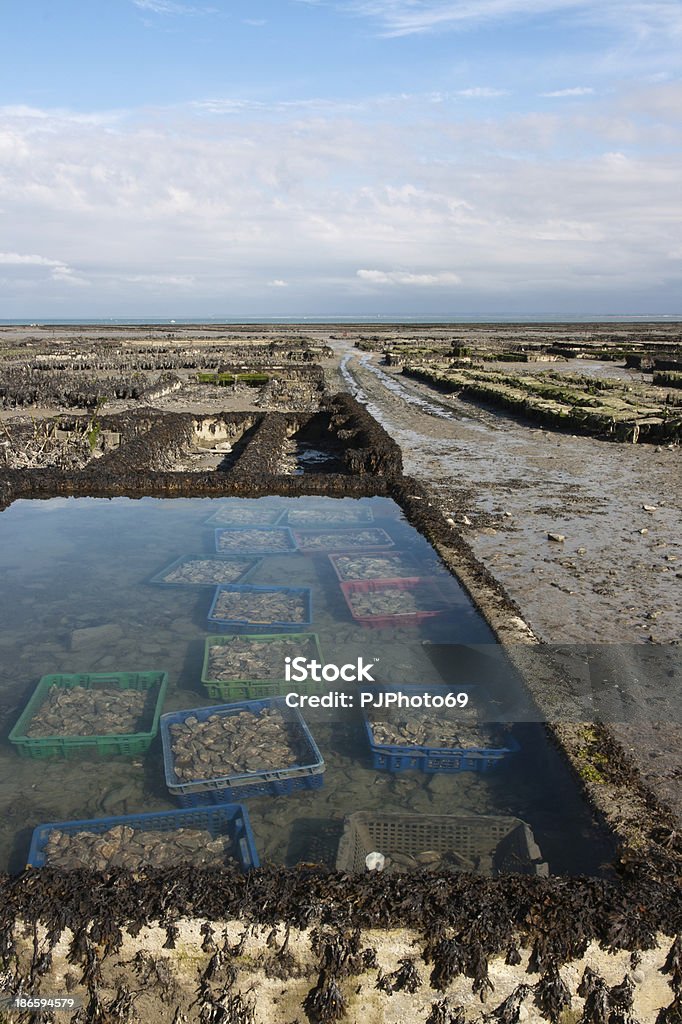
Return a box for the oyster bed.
[347,583,447,618]
[332,552,419,581]
[208,506,283,526]
[380,847,485,875]
[215,528,293,552]
[294,528,393,551]
[169,708,303,781]
[285,507,372,526]
[26,687,148,738]
[157,557,257,585]
[43,824,237,870]
[206,635,318,681]
[369,711,502,750]
[211,588,307,625]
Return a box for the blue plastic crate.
[207,583,313,633]
[26,803,259,870]
[161,697,325,806]
[362,685,520,773]
[214,526,297,555]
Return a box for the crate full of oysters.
[9,671,168,759]
[207,583,312,633]
[362,685,519,773]
[27,803,259,871]
[161,697,325,806]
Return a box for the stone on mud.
[70,623,124,651]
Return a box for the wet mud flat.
[0,323,680,1023]
[338,347,682,827]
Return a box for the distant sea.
[1,314,681,326]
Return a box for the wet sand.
[336,344,681,819]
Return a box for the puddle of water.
[0,496,613,875]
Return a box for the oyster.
[26,686,149,738]
[43,825,237,870]
[333,553,418,581]
[206,635,318,682]
[215,528,293,553]
[170,707,305,781]
[211,588,307,626]
[160,557,257,585]
[295,528,392,551]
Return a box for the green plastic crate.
[9,671,169,760]
[201,633,324,701]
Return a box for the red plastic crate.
[340,578,449,628]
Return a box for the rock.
[577,547,587,555]
[547,532,565,543]
[70,623,123,651]
[639,528,649,535]
[642,504,657,512]
[461,515,472,526]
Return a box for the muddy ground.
[332,343,681,820]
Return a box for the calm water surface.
[0,496,613,874]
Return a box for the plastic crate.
[362,686,519,773]
[27,803,259,870]
[340,578,449,628]
[329,551,422,584]
[335,811,548,876]
[214,526,297,555]
[201,632,324,701]
[207,584,313,633]
[293,527,394,553]
[283,507,374,527]
[205,505,285,527]
[149,554,262,588]
[9,672,169,760]
[161,697,325,806]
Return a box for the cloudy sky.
[1,0,681,318]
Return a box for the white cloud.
[0,89,680,312]
[541,86,595,97]
[0,252,89,287]
[133,0,215,15]
[456,87,509,98]
[357,269,462,286]
[341,0,682,37]
[0,252,64,267]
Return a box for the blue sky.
[0,0,681,317]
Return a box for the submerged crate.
[214,526,297,555]
[201,632,324,701]
[207,583,313,633]
[27,803,259,870]
[329,551,422,584]
[336,811,548,876]
[293,527,394,553]
[340,578,449,628]
[161,697,325,806]
[205,505,285,527]
[362,685,519,773]
[9,671,168,760]
[284,506,374,527]
[149,554,262,588]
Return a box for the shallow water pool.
[0,495,613,875]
